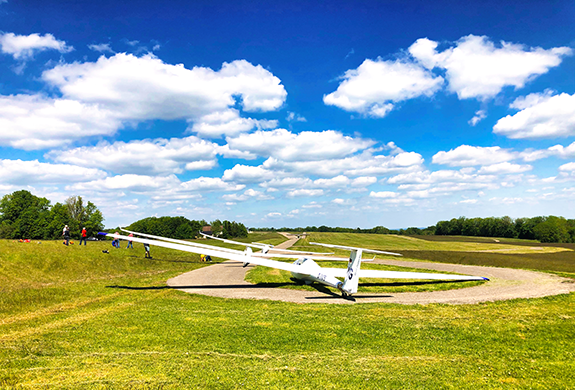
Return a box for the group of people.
[62,225,88,246]
[111,232,135,249]
[63,226,150,257]
[112,232,151,257]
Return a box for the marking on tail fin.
[342,249,363,295]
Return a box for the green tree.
[64,196,104,238]
[211,220,222,236]
[83,202,104,237]
[517,216,544,240]
[0,190,51,239]
[46,203,70,239]
[533,216,570,243]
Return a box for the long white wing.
[320,267,487,281]
[121,228,250,256]
[122,228,346,261]
[104,232,303,273]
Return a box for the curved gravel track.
[167,235,575,305]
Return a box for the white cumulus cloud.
[226,129,375,162]
[2,54,287,150]
[432,145,516,167]
[369,191,398,198]
[222,165,275,183]
[323,58,443,117]
[493,92,575,139]
[323,35,571,118]
[43,54,286,121]
[0,32,73,60]
[559,162,575,172]
[47,135,221,175]
[410,35,572,100]
[477,162,532,174]
[0,159,106,186]
[287,189,324,198]
[222,189,273,202]
[0,95,121,150]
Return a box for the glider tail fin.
[341,249,363,296]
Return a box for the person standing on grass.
[79,227,87,245]
[112,231,120,248]
[144,242,151,258]
[127,233,133,249]
[62,225,70,246]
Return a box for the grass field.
[1,233,574,389]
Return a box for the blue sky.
[0,0,574,229]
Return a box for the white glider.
[102,231,488,298]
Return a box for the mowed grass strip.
[1,234,574,389]
[397,250,575,274]
[293,232,572,254]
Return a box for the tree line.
[121,217,248,239]
[434,216,575,243]
[250,225,435,235]
[0,190,104,239]
[123,217,248,239]
[3,190,573,243]
[0,190,248,240]
[251,215,575,243]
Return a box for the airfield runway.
[167,235,575,305]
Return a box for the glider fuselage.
[290,257,343,291]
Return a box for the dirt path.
[167,234,575,305]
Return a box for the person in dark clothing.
[62,225,70,246]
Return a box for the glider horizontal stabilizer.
[321,268,488,281]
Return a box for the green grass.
[1,235,574,389]
[293,232,572,254]
[397,249,575,274]
[192,231,288,252]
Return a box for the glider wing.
[318,267,487,281]
[103,232,302,274]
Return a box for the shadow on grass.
[107,282,362,301]
[359,279,471,287]
[302,281,465,301]
[124,255,200,264]
[107,285,172,290]
[107,282,296,290]
[107,279,464,294]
